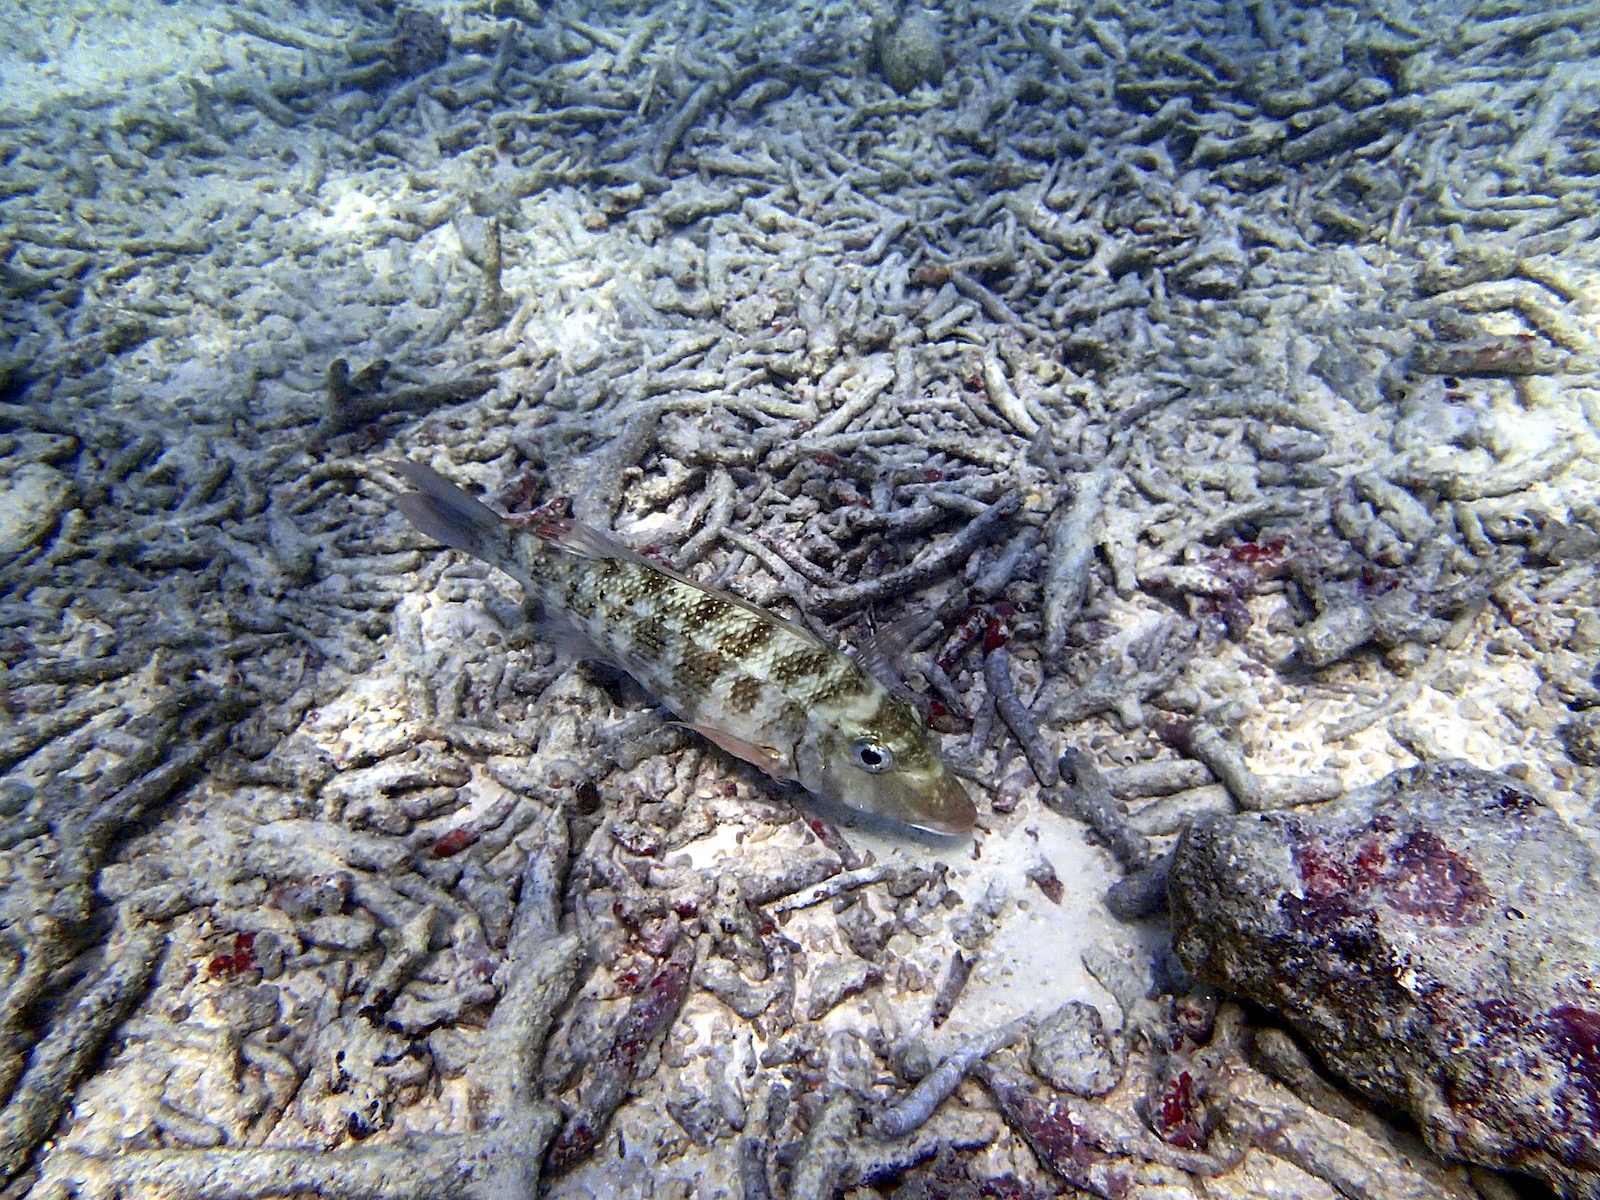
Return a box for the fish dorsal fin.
[533,516,833,650]
[854,611,935,691]
[529,515,651,565]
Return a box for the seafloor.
[1,0,1598,1196]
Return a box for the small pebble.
[1029,1001,1123,1097]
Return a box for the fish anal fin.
[532,603,607,666]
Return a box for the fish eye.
[849,739,894,773]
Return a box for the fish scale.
[390,460,976,835]
[557,552,875,760]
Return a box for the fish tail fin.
[391,460,511,567]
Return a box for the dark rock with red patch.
[1168,760,1600,1200]
[982,1068,1133,1199]
[545,937,697,1175]
[1148,1068,1208,1151]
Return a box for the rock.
[1169,761,1600,1200]
[1339,76,1393,110]
[1029,1000,1123,1097]
[1169,227,1247,299]
[1295,601,1376,668]
[0,461,73,561]
[1562,712,1600,767]
[388,8,449,79]
[874,10,945,95]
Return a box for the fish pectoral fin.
[682,723,796,782]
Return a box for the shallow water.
[2,0,1598,1195]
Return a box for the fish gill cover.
[0,0,1599,1196]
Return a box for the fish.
[389,460,976,836]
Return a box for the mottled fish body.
[391,461,975,835]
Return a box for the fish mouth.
[903,772,977,836]
[908,814,976,836]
